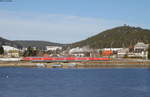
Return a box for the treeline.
[14,40,63,50]
[0,37,63,50]
[0,37,22,49]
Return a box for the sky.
[0,0,150,43]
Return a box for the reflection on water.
[0,67,150,97]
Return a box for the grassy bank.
[0,60,150,68]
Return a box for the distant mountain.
[0,37,64,50]
[1,25,150,50]
[72,26,150,48]
[13,40,64,50]
[0,37,22,48]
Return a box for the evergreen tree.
[23,46,33,57]
[0,46,4,55]
[148,45,150,59]
[23,46,39,57]
[28,46,34,56]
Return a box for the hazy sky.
[0,0,150,43]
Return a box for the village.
[0,42,149,61]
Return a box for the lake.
[0,67,150,97]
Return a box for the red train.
[22,57,111,62]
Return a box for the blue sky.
[0,0,150,43]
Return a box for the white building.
[102,48,123,51]
[2,45,20,57]
[46,46,62,51]
[134,42,149,52]
[133,42,149,58]
[2,45,19,52]
[117,48,129,58]
[69,47,92,57]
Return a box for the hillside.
[0,37,22,48]
[0,37,63,49]
[72,26,150,48]
[13,40,64,49]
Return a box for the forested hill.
[13,40,63,49]
[0,37,22,48]
[72,26,150,48]
[0,37,63,49]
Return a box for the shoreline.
[0,61,150,68]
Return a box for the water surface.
[0,67,150,97]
